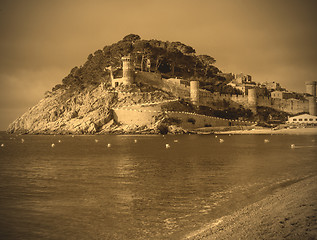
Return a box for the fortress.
[107,56,317,129]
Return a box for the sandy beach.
[186,175,317,240]
[215,127,317,135]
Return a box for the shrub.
[187,118,196,124]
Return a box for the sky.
[0,0,316,130]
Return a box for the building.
[234,73,252,84]
[260,81,282,91]
[287,114,317,125]
[271,91,296,100]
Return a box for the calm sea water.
[0,132,316,239]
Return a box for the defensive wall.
[134,72,309,115]
[113,104,256,130]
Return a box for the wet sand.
[186,176,317,240]
[215,127,317,135]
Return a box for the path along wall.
[113,106,256,130]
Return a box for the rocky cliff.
[7,84,176,134]
[6,34,235,134]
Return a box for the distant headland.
[7,34,317,135]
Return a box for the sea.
[0,131,316,239]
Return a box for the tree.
[122,34,141,42]
[198,55,216,77]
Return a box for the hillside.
[52,34,224,93]
[7,34,257,135]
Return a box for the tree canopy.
[55,34,222,93]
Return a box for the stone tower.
[248,88,257,114]
[305,81,317,116]
[308,96,317,116]
[122,55,134,85]
[305,81,317,97]
[190,81,199,105]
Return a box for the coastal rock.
[7,84,175,135]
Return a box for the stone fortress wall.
[113,103,255,130]
[110,58,314,130]
[143,73,310,115]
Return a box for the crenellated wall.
[135,72,309,115]
[113,106,256,130]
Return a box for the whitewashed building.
[287,114,317,125]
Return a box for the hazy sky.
[0,0,316,130]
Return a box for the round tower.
[190,81,199,105]
[305,81,317,97]
[308,96,317,116]
[122,55,134,84]
[248,88,257,113]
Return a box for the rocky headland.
[7,34,291,135]
[7,83,182,135]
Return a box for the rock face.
[7,84,178,134]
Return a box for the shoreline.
[185,175,317,240]
[215,127,317,135]
[2,126,317,136]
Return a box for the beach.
[186,175,317,240]
[215,127,317,135]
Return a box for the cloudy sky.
[0,0,316,130]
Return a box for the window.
[304,119,308,121]
[309,119,313,121]
[299,119,302,121]
[293,119,297,121]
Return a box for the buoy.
[173,140,178,143]
[107,143,111,148]
[21,138,24,143]
[51,143,55,148]
[134,139,137,143]
[219,139,224,143]
[95,139,99,143]
[215,135,218,138]
[264,139,270,143]
[290,144,295,149]
[1,143,4,147]
[165,144,170,148]
[72,135,74,138]
[58,140,61,143]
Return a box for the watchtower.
[121,55,134,85]
[308,96,317,116]
[305,81,317,97]
[248,88,257,114]
[190,81,199,105]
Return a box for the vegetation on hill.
[52,34,226,93]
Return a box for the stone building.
[271,91,296,100]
